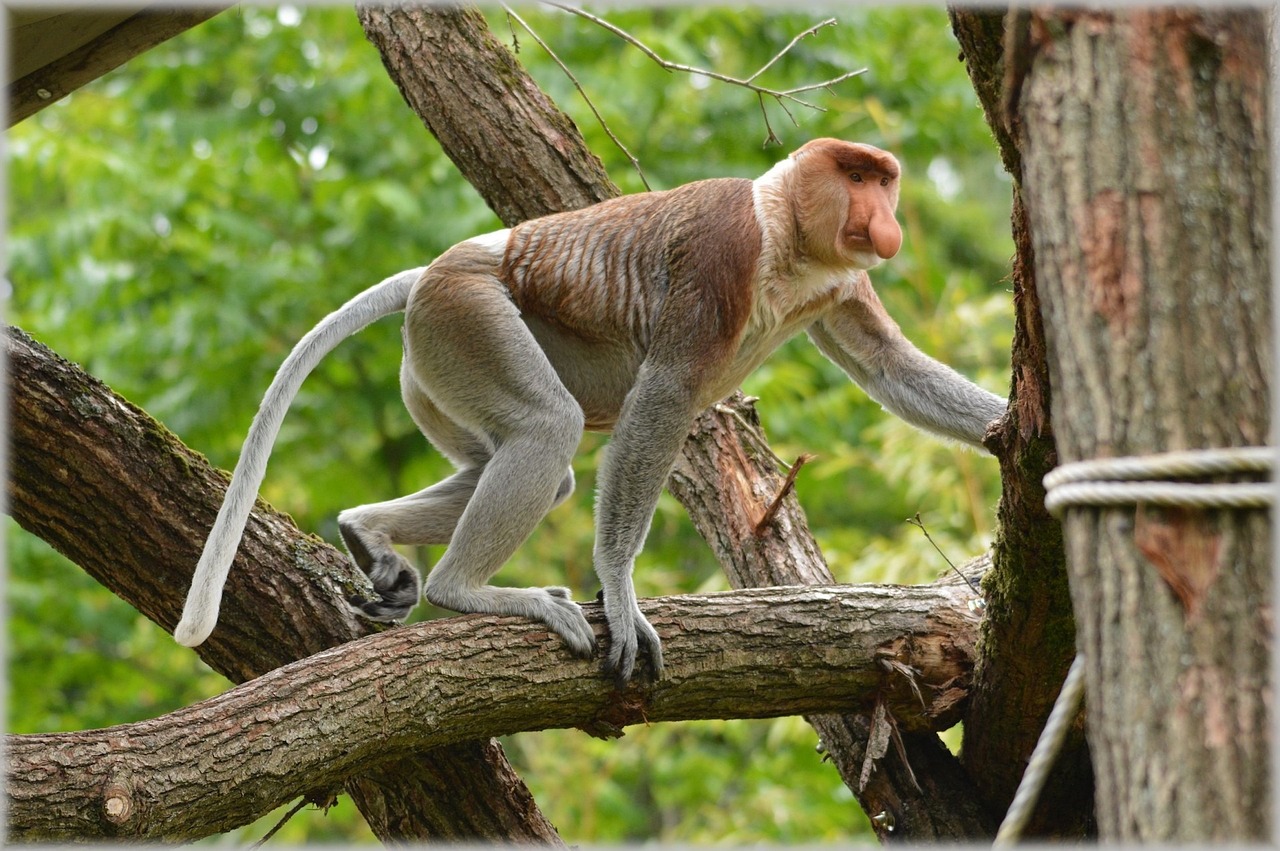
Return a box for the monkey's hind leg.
[338,354,580,629]
[338,468,481,621]
[404,266,595,658]
[339,356,492,622]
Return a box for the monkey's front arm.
[591,354,713,683]
[807,280,1007,449]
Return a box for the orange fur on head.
[791,138,902,267]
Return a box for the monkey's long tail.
[174,267,428,647]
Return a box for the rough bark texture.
[356,6,994,841]
[1017,9,1271,840]
[947,8,1094,835]
[8,583,981,842]
[6,327,563,844]
[670,396,996,840]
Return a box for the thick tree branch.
[5,326,563,843]
[356,4,617,225]
[7,582,980,842]
[8,7,228,126]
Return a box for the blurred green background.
[7,5,1012,843]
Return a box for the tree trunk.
[7,582,980,842]
[947,9,1094,836]
[1016,8,1271,840]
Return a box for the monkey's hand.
[602,598,664,686]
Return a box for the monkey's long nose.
[870,214,903,260]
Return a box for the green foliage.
[8,4,1011,844]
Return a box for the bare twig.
[906,512,984,597]
[543,3,867,144]
[755,452,816,535]
[504,6,650,189]
[249,798,308,848]
[745,18,837,84]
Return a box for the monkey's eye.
[850,173,864,183]
[880,177,890,187]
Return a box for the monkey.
[174,138,1007,684]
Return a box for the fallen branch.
[9,581,979,842]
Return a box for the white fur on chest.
[749,158,857,327]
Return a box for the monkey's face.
[839,163,902,269]
[793,139,903,271]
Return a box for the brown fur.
[500,178,759,355]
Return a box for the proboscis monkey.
[175,139,1006,684]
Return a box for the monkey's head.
[790,139,903,271]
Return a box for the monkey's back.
[500,178,757,349]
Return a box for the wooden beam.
[8,6,227,126]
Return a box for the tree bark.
[947,9,1094,836]
[6,327,564,844]
[8,582,980,842]
[356,5,996,841]
[356,4,618,223]
[1016,8,1271,840]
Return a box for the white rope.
[995,447,1273,843]
[1043,446,1274,517]
[993,654,1087,845]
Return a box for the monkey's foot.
[537,591,601,655]
[339,522,423,621]
[424,582,597,659]
[602,606,663,687]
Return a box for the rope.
[1043,446,1273,517]
[993,654,1087,845]
[996,447,1272,842]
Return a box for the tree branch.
[543,4,866,145]
[7,582,980,842]
[5,326,564,843]
[8,7,229,126]
[502,5,651,189]
[356,4,618,225]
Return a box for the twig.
[755,453,816,535]
[504,6,650,189]
[249,798,308,848]
[746,18,833,84]
[543,3,866,144]
[906,512,983,597]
